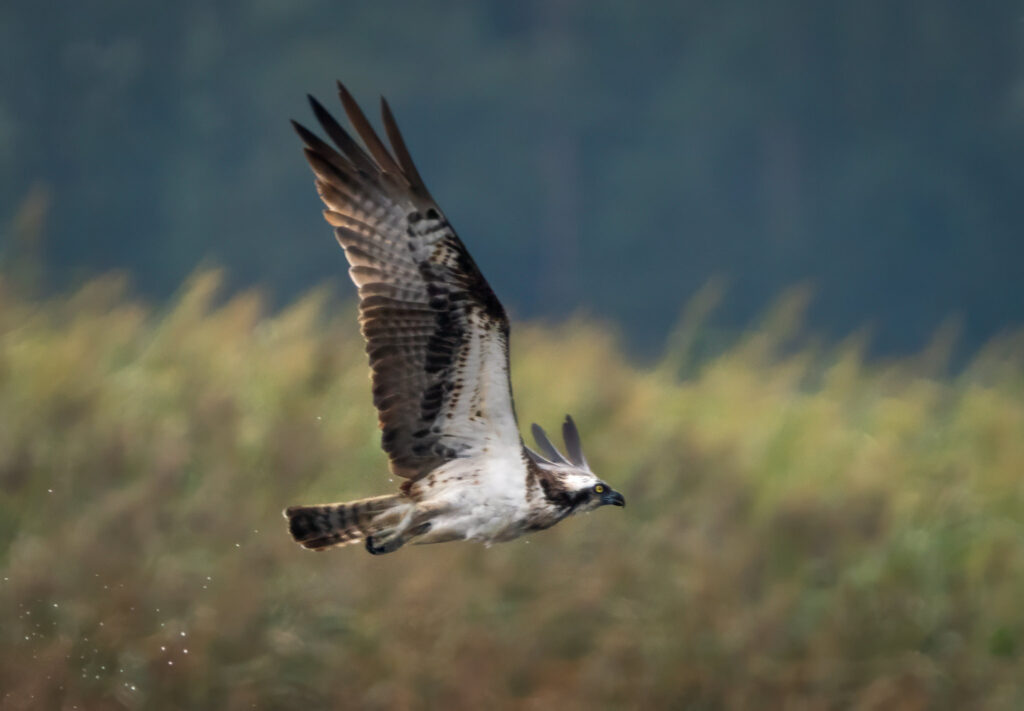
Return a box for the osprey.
[284,82,624,555]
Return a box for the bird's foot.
[365,530,405,555]
[364,522,431,555]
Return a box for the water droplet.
[180,631,186,637]
[168,660,174,666]
[160,646,166,652]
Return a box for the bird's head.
[526,416,625,513]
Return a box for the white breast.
[415,448,533,544]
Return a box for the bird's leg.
[364,504,443,555]
[364,532,405,555]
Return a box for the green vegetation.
[2,272,1023,709]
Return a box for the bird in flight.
[284,82,624,555]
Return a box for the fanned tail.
[284,495,404,551]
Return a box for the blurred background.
[2,1,1024,709]
[3,0,1023,356]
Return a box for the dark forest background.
[2,0,1022,355]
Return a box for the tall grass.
[1,271,1023,710]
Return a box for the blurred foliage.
[2,272,1024,709]
[1,1,1022,356]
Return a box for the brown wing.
[294,82,521,480]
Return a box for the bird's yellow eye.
[594,484,605,494]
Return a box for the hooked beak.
[601,489,625,508]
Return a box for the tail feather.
[284,495,402,551]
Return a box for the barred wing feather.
[293,83,520,480]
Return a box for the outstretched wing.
[294,82,521,480]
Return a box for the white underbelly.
[415,454,532,544]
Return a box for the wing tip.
[561,414,588,469]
